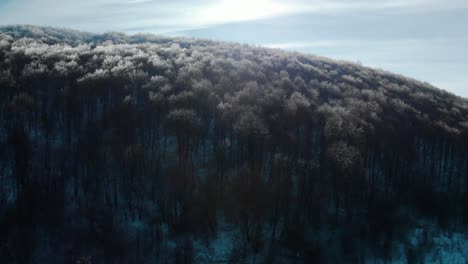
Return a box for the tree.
[327,141,362,222]
[234,110,269,170]
[9,127,31,194]
[166,109,201,162]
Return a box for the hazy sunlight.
[200,0,293,23]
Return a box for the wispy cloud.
[1,0,465,33]
[265,41,349,50]
[126,0,153,4]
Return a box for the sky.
[0,0,467,97]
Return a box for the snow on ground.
[423,231,468,264]
[372,223,468,264]
[193,217,239,263]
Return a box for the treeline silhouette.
[1,25,468,263]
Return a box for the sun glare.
[200,0,292,24]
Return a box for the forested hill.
[1,25,467,135]
[1,25,468,263]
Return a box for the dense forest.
[1,25,468,263]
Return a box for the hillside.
[1,25,468,263]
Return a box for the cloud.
[1,0,466,33]
[126,0,153,3]
[198,0,293,24]
[265,41,350,50]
